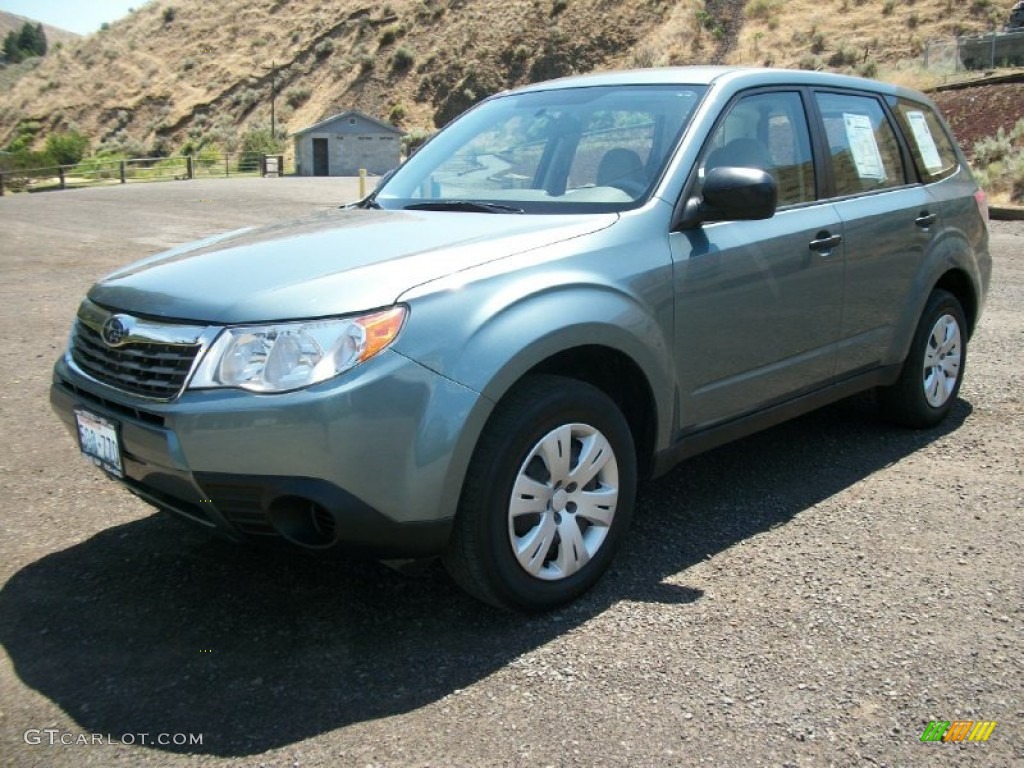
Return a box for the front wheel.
[878,289,968,428]
[444,375,637,611]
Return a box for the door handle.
[809,232,842,254]
[915,211,938,228]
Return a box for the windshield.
[376,84,706,214]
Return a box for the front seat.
[596,148,646,193]
[704,137,773,174]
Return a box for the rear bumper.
[50,349,485,558]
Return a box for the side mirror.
[675,167,778,230]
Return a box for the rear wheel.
[444,375,637,611]
[879,289,967,428]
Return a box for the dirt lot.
[0,179,1021,767]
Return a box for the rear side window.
[893,100,960,183]
[815,92,906,197]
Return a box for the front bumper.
[50,348,488,558]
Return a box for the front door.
[669,90,844,432]
[312,138,329,176]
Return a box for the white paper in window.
[843,113,885,181]
[906,110,944,172]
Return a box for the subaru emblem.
[101,315,129,347]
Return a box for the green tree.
[21,22,47,57]
[3,22,47,63]
[17,23,33,54]
[2,30,21,62]
[45,131,90,166]
[238,126,283,169]
[4,119,42,153]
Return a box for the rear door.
[810,90,937,375]
[670,89,845,430]
[890,97,987,253]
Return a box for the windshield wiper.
[404,200,524,214]
[345,195,381,210]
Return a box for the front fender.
[468,283,674,432]
[393,241,677,519]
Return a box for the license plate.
[74,409,123,478]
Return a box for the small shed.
[293,110,405,177]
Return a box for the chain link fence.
[923,30,1024,73]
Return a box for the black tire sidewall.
[886,290,968,427]
[468,378,637,610]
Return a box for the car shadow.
[0,397,971,756]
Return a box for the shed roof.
[293,109,406,137]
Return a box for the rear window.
[892,99,960,184]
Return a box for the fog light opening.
[267,495,338,549]
[312,504,336,540]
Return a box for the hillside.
[0,0,1013,159]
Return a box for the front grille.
[71,320,201,399]
[54,374,165,426]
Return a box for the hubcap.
[922,313,962,408]
[507,423,619,581]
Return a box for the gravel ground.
[0,179,1021,768]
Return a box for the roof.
[506,66,924,101]
[292,110,406,137]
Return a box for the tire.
[444,375,637,612]
[878,289,968,429]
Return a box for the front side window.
[376,84,706,213]
[699,91,816,207]
[815,92,906,197]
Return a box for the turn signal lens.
[357,306,407,363]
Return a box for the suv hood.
[89,208,616,323]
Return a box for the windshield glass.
[376,84,706,214]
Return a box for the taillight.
[974,188,989,224]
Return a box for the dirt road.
[0,179,1021,767]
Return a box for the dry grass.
[875,61,945,92]
[0,0,1013,163]
[729,0,996,73]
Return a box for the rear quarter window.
[892,99,960,184]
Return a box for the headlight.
[189,306,406,393]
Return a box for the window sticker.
[843,113,885,181]
[905,110,944,172]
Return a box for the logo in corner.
[920,720,997,743]
[101,315,131,347]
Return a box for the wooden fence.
[0,153,287,196]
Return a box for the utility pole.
[262,60,277,140]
